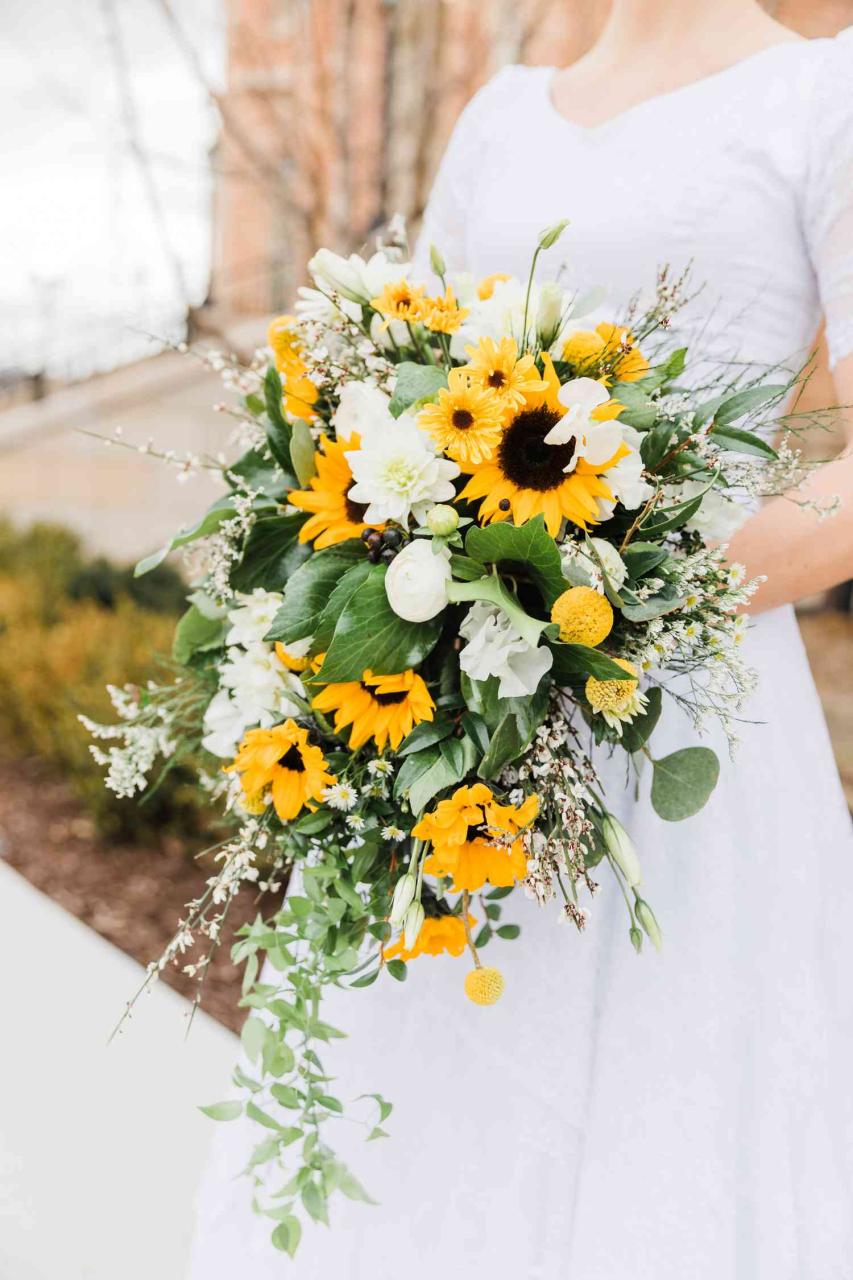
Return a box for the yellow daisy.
[423,286,469,335]
[226,719,335,823]
[267,315,319,421]
[414,783,538,893]
[462,336,546,421]
[312,668,435,752]
[289,432,383,548]
[562,322,649,383]
[384,913,473,962]
[476,272,511,301]
[417,368,504,466]
[370,279,428,324]
[458,354,628,536]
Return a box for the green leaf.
[449,554,487,581]
[403,736,478,813]
[446,575,549,649]
[264,366,290,435]
[464,515,565,608]
[549,642,634,684]
[318,564,442,683]
[395,717,455,757]
[240,1016,267,1065]
[317,1094,343,1113]
[311,559,372,649]
[651,747,720,821]
[227,446,292,498]
[388,362,448,418]
[713,384,787,426]
[289,419,317,484]
[271,1217,302,1257]
[134,496,236,577]
[200,1100,242,1121]
[386,959,408,982]
[609,381,658,430]
[709,424,778,459]
[620,686,662,753]
[478,713,523,779]
[173,605,225,665]
[265,542,363,642]
[620,586,685,623]
[622,542,669,579]
[638,494,703,540]
[496,924,521,940]
[301,1181,329,1225]
[230,514,311,592]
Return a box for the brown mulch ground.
[0,756,269,1032]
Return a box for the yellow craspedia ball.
[585,658,639,713]
[562,329,607,367]
[551,586,614,647]
[464,966,505,1006]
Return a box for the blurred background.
[0,2,851,1275]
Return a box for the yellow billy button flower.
[464,966,505,1005]
[311,668,435,752]
[226,719,335,823]
[370,279,428,324]
[289,432,384,548]
[413,783,538,893]
[462,336,546,423]
[476,272,511,301]
[422,285,469,335]
[551,586,614,647]
[585,658,649,736]
[562,322,649,383]
[418,368,504,466]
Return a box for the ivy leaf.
[230,514,311,592]
[271,1217,302,1257]
[199,1100,242,1121]
[318,564,442,683]
[265,542,363,643]
[388,362,447,417]
[464,515,565,608]
[300,1182,329,1225]
[651,747,720,821]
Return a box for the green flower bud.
[389,874,417,927]
[538,218,570,251]
[629,926,643,954]
[426,504,459,537]
[602,814,642,887]
[403,901,425,949]
[635,898,662,952]
[429,243,447,278]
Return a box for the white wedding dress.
[189,35,853,1279]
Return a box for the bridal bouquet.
[88,221,816,1256]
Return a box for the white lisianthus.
[308,248,410,305]
[201,689,250,759]
[403,901,425,950]
[346,417,459,526]
[544,378,624,473]
[332,382,394,444]
[602,814,642,886]
[664,480,749,542]
[596,425,654,518]
[294,284,361,325]
[385,539,451,621]
[459,602,553,699]
[225,589,283,647]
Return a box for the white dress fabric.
[189,36,853,1279]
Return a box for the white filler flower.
[385,539,452,622]
[225,589,283,647]
[346,417,459,526]
[459,602,553,699]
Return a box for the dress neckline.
[542,38,811,136]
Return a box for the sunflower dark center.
[372,688,409,705]
[487,370,506,388]
[497,407,574,492]
[452,408,475,431]
[277,744,305,772]
[345,487,369,524]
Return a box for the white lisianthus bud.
[389,874,417,926]
[602,814,642,886]
[538,218,570,251]
[307,248,368,303]
[402,901,425,950]
[635,897,662,952]
[385,538,451,622]
[536,282,564,346]
[426,504,459,537]
[429,243,446,278]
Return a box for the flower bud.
[402,901,425,950]
[629,926,643,953]
[426,504,459,537]
[538,218,570,251]
[602,814,642,886]
[389,874,417,927]
[429,243,446,279]
[635,898,662,952]
[536,282,564,346]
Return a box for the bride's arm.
[728,351,853,614]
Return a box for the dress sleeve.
[412,66,521,280]
[803,28,853,369]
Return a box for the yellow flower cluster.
[267,315,319,422]
[413,782,538,894]
[370,280,469,334]
[384,913,472,962]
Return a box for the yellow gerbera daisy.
[476,272,511,301]
[226,719,335,823]
[462,336,546,421]
[458,354,627,535]
[289,432,383,548]
[370,279,428,324]
[267,315,319,421]
[312,668,435,752]
[417,368,504,465]
[414,783,538,893]
[422,286,469,335]
[384,913,473,962]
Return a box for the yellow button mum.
[551,586,614,647]
[464,967,505,1005]
[585,658,639,713]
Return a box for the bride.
[189,2,853,1275]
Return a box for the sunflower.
[422,286,469,335]
[312,668,435,752]
[458,354,628,535]
[267,314,319,421]
[462,336,546,422]
[413,783,538,893]
[417,368,504,465]
[226,719,335,822]
[289,432,383,548]
[370,279,428,324]
[384,913,473,962]
[562,322,649,383]
[476,272,511,301]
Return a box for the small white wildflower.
[323,781,358,811]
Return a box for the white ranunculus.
[385,539,451,622]
[225,589,283,647]
[602,814,642,886]
[459,602,553,699]
[665,480,749,543]
[345,416,459,527]
[308,248,411,305]
[201,689,250,759]
[596,424,654,518]
[332,381,394,445]
[543,378,624,473]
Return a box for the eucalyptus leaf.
[709,424,778,459]
[651,747,720,821]
[713,383,787,426]
[620,686,662,752]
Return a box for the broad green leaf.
[264,542,362,642]
[620,587,685,623]
[311,559,372,649]
[464,515,565,607]
[622,542,669,579]
[230,514,311,592]
[289,419,317,485]
[638,494,703,540]
[172,605,225,665]
[227,446,292,498]
[395,717,455,757]
[478,713,523,780]
[651,746,720,821]
[446,575,548,649]
[240,1016,267,1065]
[134,496,236,577]
[608,381,658,430]
[200,1100,242,1121]
[388,362,447,418]
[301,1181,329,1225]
[496,924,521,940]
[386,959,408,982]
[318,564,442,683]
[271,1217,302,1257]
[408,737,477,812]
[264,366,290,435]
[709,424,778,459]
